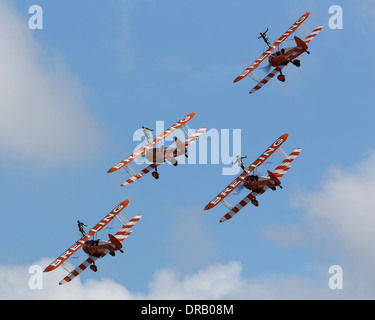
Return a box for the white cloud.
[295,151,375,263]
[0,258,336,300]
[265,150,375,299]
[0,1,103,167]
[4,154,375,300]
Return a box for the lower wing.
[304,26,323,45]
[249,65,285,94]
[59,250,108,285]
[121,163,160,186]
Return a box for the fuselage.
[83,239,115,256]
[243,175,270,192]
[268,46,298,67]
[145,144,184,164]
[145,147,168,163]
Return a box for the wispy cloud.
[266,150,375,298]
[0,1,104,168]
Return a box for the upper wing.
[183,127,207,149]
[219,148,301,222]
[234,12,310,82]
[44,199,130,272]
[204,133,289,210]
[107,113,196,173]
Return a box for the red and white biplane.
[44,200,141,285]
[204,134,301,222]
[234,12,323,94]
[107,113,206,186]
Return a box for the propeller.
[260,64,272,74]
[232,183,246,196]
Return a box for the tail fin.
[294,36,308,51]
[109,234,123,250]
[267,170,281,186]
[174,137,187,155]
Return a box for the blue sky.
[1,0,375,298]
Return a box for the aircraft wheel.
[292,59,301,67]
[271,187,276,191]
[90,265,98,272]
[152,171,159,179]
[251,199,259,207]
[173,160,178,167]
[277,74,286,82]
[109,251,115,257]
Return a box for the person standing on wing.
[233,155,248,172]
[142,126,153,144]
[77,220,87,237]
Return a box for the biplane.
[234,12,323,94]
[204,134,301,222]
[44,200,141,285]
[107,113,206,186]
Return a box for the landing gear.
[277,73,286,82]
[110,249,123,255]
[292,59,301,67]
[251,199,259,207]
[169,158,178,167]
[271,186,276,191]
[90,264,98,272]
[152,170,159,179]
